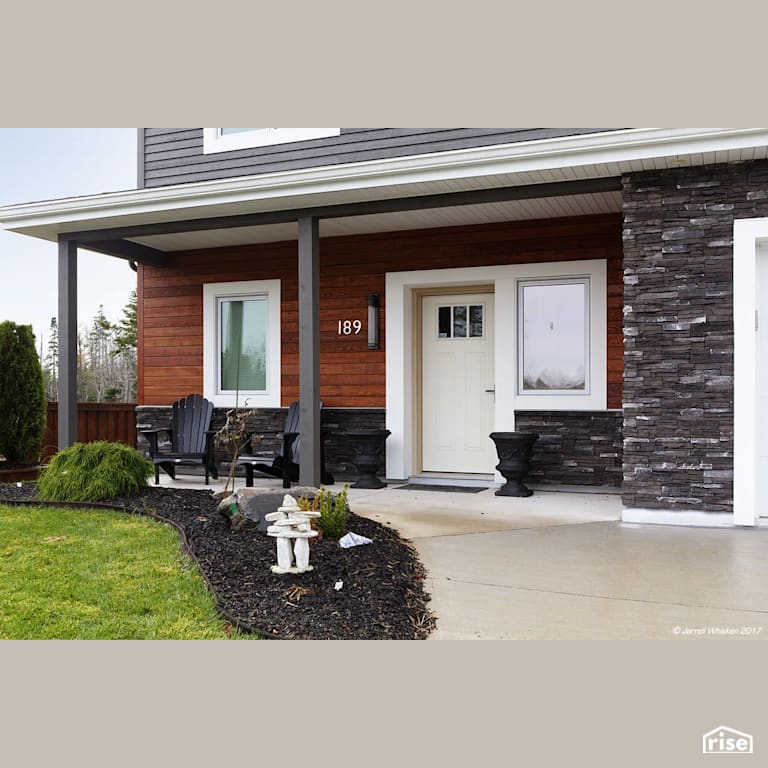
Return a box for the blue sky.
[0,128,138,354]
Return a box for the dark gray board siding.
[136,128,145,189]
[140,128,616,188]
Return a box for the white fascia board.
[2,128,767,241]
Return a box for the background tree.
[111,290,137,401]
[42,316,58,400]
[81,306,115,401]
[41,291,138,403]
[113,290,137,351]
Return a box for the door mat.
[395,484,486,493]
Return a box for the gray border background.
[2,1,768,765]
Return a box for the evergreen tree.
[84,306,115,401]
[112,290,137,401]
[114,290,137,352]
[43,316,59,400]
[0,321,47,464]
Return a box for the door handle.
[484,388,495,393]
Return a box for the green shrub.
[37,441,153,502]
[0,321,46,464]
[315,484,350,540]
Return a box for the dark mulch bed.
[0,483,436,640]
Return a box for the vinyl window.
[517,277,590,396]
[203,280,281,407]
[203,128,341,154]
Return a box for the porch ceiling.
[125,190,624,250]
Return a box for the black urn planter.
[346,429,391,489]
[489,431,539,497]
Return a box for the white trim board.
[621,507,768,529]
[733,217,768,526]
[203,128,341,154]
[384,260,607,481]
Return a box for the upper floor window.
[203,128,341,154]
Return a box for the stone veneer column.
[621,159,768,513]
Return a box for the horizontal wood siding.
[139,214,623,409]
[141,128,613,188]
[43,402,138,460]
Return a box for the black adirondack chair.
[237,400,334,489]
[141,393,219,485]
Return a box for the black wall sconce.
[368,293,380,350]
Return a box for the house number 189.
[337,320,362,335]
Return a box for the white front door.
[421,293,495,473]
[759,244,768,517]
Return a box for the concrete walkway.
[155,475,768,640]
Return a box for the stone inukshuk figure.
[265,494,320,574]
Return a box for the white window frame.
[516,276,591,396]
[203,128,341,154]
[203,279,281,408]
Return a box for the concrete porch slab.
[347,486,621,539]
[416,522,768,640]
[425,575,768,640]
[150,475,622,539]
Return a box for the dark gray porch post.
[297,216,321,487]
[58,237,78,449]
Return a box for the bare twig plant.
[214,402,258,494]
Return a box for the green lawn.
[0,504,257,639]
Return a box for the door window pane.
[438,306,452,338]
[437,302,485,340]
[220,297,267,391]
[519,280,587,392]
[453,305,467,337]
[469,305,484,337]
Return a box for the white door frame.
[733,217,768,526]
[385,261,607,480]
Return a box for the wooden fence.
[43,402,137,460]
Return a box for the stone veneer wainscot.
[513,411,623,488]
[136,406,387,480]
